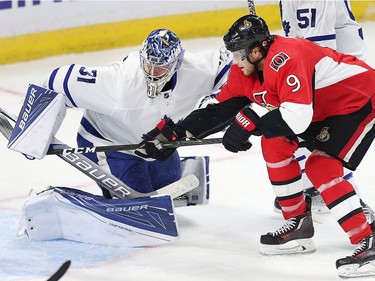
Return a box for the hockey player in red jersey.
[136,14,375,278]
[221,14,375,278]
[275,0,371,216]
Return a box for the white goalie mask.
[140,29,185,99]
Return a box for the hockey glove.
[223,107,260,153]
[135,117,181,160]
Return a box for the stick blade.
[155,174,199,199]
[46,260,71,281]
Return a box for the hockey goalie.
[6,83,211,247]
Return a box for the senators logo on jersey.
[253,91,278,111]
[316,127,330,142]
[270,52,290,72]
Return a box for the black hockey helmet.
[223,14,272,58]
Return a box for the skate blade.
[312,207,330,215]
[311,210,325,224]
[260,238,316,256]
[338,261,375,278]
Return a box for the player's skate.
[261,198,315,255]
[274,188,326,224]
[273,187,329,215]
[336,233,375,278]
[361,199,375,231]
[305,187,330,214]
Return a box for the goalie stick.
[47,137,222,155]
[47,260,71,281]
[0,107,198,199]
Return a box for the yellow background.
[1,2,375,65]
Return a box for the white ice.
[0,23,375,281]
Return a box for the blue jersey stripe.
[296,155,307,162]
[306,34,336,42]
[214,63,231,88]
[63,64,78,108]
[48,67,59,90]
[343,172,353,180]
[80,117,110,141]
[344,0,355,21]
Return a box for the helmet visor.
[232,49,247,62]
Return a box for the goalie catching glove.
[223,106,261,153]
[135,117,186,160]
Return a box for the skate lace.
[352,238,369,257]
[272,218,296,236]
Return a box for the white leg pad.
[177,156,210,206]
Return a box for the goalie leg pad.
[175,156,210,207]
[20,187,179,247]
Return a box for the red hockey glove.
[135,117,183,160]
[223,107,260,153]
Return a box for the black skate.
[336,233,375,278]
[261,197,315,255]
[360,199,375,231]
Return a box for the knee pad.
[305,150,344,189]
[261,136,298,163]
[261,136,300,183]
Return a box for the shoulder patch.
[270,52,290,72]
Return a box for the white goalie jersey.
[43,49,231,156]
[280,0,367,59]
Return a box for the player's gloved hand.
[135,117,181,160]
[223,107,260,153]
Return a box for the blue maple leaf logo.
[282,20,291,37]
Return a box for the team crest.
[316,127,330,142]
[270,52,290,72]
[253,91,277,111]
[243,19,252,29]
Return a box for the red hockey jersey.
[218,35,375,136]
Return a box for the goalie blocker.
[8,84,66,159]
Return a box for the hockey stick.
[47,260,71,281]
[0,107,199,199]
[47,137,222,155]
[247,0,256,15]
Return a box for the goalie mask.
[140,29,185,99]
[223,15,272,61]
